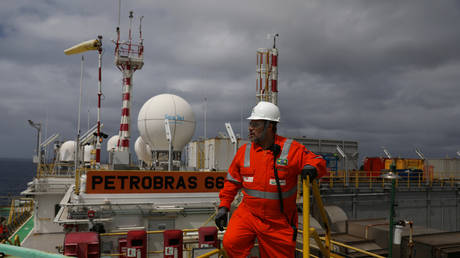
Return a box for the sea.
[0,158,35,213]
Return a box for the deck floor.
[22,232,65,254]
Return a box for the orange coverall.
[219,135,327,257]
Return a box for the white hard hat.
[247,101,280,122]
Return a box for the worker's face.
[248,120,267,143]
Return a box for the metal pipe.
[168,138,172,171]
[60,201,217,207]
[75,56,84,195]
[196,249,220,258]
[312,180,330,254]
[321,193,387,197]
[388,177,396,258]
[28,120,41,178]
[365,223,389,240]
[0,243,69,258]
[38,125,42,177]
[204,97,207,139]
[303,176,310,257]
[95,36,103,167]
[319,237,386,258]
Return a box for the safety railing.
[94,178,388,258]
[0,234,20,246]
[2,198,33,242]
[300,177,386,258]
[37,162,77,178]
[320,170,460,189]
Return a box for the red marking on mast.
[120,124,129,131]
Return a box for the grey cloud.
[1,0,459,160]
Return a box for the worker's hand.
[214,207,228,231]
[301,165,318,181]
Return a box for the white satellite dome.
[59,140,76,162]
[138,94,196,151]
[106,135,120,152]
[83,145,94,162]
[134,137,152,163]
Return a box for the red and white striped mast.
[256,33,279,105]
[114,11,144,156]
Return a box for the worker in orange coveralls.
[215,101,327,258]
[0,217,7,241]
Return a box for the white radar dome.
[134,137,152,163]
[106,135,120,152]
[59,140,76,162]
[138,94,196,151]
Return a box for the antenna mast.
[415,148,425,160]
[256,33,279,105]
[113,11,144,166]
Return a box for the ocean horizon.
[0,157,35,207]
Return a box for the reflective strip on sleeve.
[243,143,251,167]
[313,156,323,159]
[243,186,297,200]
[226,173,241,184]
[279,139,293,161]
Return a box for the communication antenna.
[139,16,144,43]
[336,145,348,186]
[256,33,279,105]
[164,119,172,171]
[204,97,207,139]
[117,0,121,28]
[415,148,425,160]
[272,33,279,48]
[382,147,392,159]
[80,123,103,146]
[225,122,237,155]
[336,145,346,158]
[40,133,60,148]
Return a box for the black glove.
[215,207,228,231]
[301,165,318,181]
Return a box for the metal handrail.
[301,177,388,258]
[320,237,386,258]
[319,170,460,189]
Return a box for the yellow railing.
[320,237,386,258]
[0,235,21,246]
[321,170,460,189]
[301,177,385,258]
[7,198,33,225]
[2,198,33,243]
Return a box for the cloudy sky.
[1,0,459,162]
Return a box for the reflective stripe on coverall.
[219,135,327,257]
